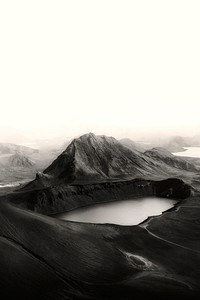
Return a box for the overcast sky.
[0,1,200,143]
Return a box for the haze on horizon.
[0,1,200,144]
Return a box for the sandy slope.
[0,178,200,299]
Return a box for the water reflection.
[55,197,177,225]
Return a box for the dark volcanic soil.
[0,178,200,299]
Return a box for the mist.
[0,1,200,144]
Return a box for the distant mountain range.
[6,153,34,168]
[0,143,55,184]
[0,143,38,155]
[120,135,200,153]
[1,133,200,186]
[162,136,190,152]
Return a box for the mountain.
[119,136,194,154]
[163,136,190,152]
[0,144,52,185]
[25,133,197,189]
[186,134,200,147]
[145,147,198,172]
[20,133,199,212]
[0,153,37,185]
[119,138,150,152]
[145,147,174,158]
[6,153,34,168]
[41,133,170,184]
[0,143,38,155]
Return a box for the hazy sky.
[0,1,200,143]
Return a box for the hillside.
[145,147,198,172]
[119,138,150,152]
[27,133,196,188]
[6,153,34,168]
[0,143,56,185]
[1,177,200,299]
[0,133,200,299]
[0,143,38,155]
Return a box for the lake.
[0,180,29,189]
[55,197,177,225]
[173,147,200,158]
[0,183,21,188]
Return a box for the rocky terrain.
[24,133,199,189]
[0,143,56,185]
[1,177,200,300]
[13,178,190,215]
[0,133,200,299]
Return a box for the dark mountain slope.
[1,178,200,299]
[42,133,175,185]
[22,133,198,190]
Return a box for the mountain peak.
[75,132,114,141]
[75,132,100,143]
[7,153,34,168]
[70,133,117,148]
[43,132,158,184]
[32,132,198,187]
[79,132,96,139]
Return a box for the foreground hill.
[1,133,200,299]
[1,177,200,299]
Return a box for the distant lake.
[0,180,29,189]
[173,147,200,158]
[0,182,21,188]
[55,197,177,225]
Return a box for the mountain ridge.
[43,133,166,184]
[22,133,198,190]
[145,147,198,172]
